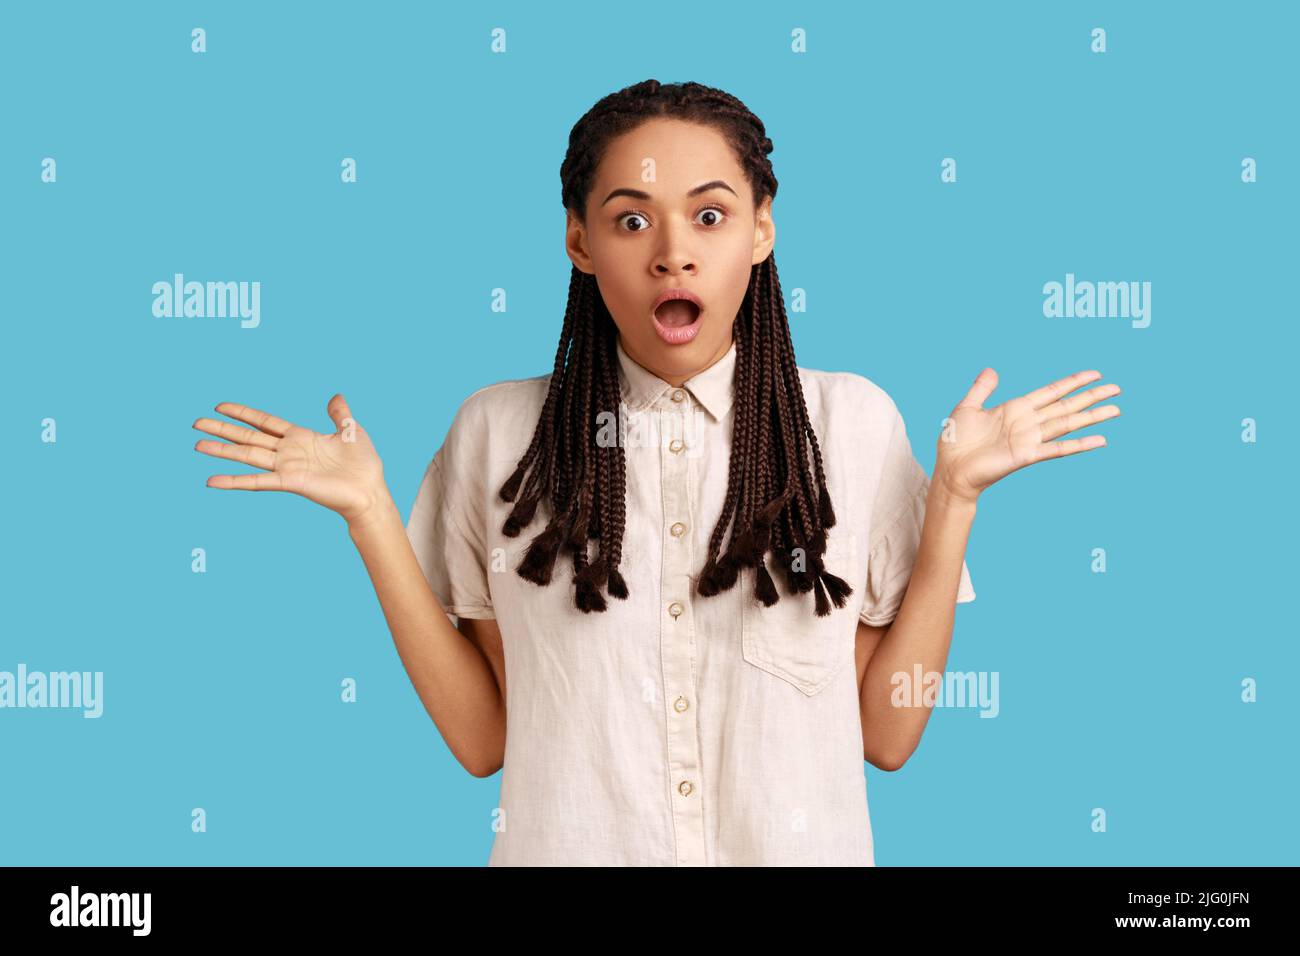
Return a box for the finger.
[192,417,280,451]
[1024,370,1103,411]
[1037,382,1121,422]
[326,393,352,433]
[194,438,277,471]
[1039,404,1121,442]
[955,368,998,410]
[205,472,288,491]
[214,402,294,438]
[1035,433,1108,461]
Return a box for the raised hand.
[192,393,387,524]
[933,368,1122,505]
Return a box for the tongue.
[656,300,699,328]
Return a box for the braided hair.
[498,79,853,617]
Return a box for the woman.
[191,79,1121,866]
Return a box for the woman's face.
[566,117,775,387]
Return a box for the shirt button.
[670,522,686,537]
[668,601,684,619]
[671,388,686,403]
[674,695,689,713]
[678,780,694,797]
[669,439,684,454]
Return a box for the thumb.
[327,393,353,433]
[956,368,998,410]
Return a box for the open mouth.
[651,298,704,345]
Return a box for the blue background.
[1,0,1295,865]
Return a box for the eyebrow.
[600,180,739,207]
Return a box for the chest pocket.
[740,531,860,696]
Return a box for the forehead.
[594,118,747,194]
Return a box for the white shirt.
[405,335,975,866]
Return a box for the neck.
[621,334,734,387]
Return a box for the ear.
[751,195,775,265]
[565,208,596,275]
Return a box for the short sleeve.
[404,406,497,622]
[859,403,975,627]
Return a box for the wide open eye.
[695,205,727,227]
[617,211,651,232]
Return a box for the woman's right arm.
[346,497,506,778]
[192,392,505,778]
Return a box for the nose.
[652,217,696,275]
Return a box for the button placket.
[657,391,706,866]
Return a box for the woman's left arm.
[859,367,1122,770]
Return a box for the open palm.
[192,393,386,523]
[934,368,1122,504]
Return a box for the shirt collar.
[615,334,737,422]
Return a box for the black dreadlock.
[498,79,852,617]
